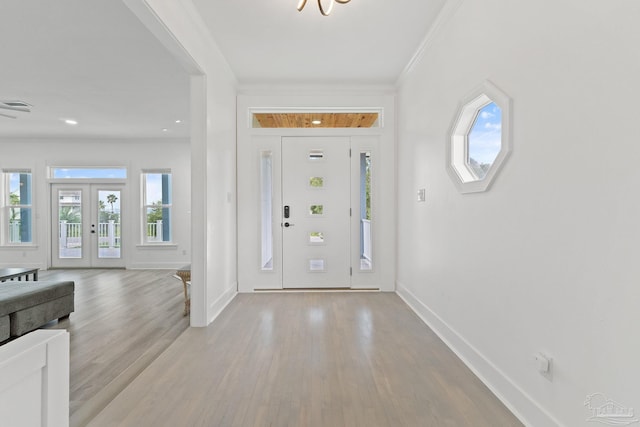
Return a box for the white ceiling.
[0,0,446,139]
[194,0,447,86]
[0,0,191,139]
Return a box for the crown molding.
[395,0,465,88]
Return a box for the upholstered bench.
[0,280,74,342]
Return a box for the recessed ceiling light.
[175,120,182,124]
[311,120,322,125]
[162,128,168,132]
[64,119,78,125]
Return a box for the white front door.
[51,184,124,268]
[282,137,351,288]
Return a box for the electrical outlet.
[417,188,426,202]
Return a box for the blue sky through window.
[98,190,121,214]
[144,173,171,205]
[8,172,31,204]
[52,168,127,179]
[145,174,162,203]
[9,174,19,195]
[468,102,502,166]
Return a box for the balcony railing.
[9,221,20,243]
[58,221,83,248]
[98,221,121,248]
[58,221,121,248]
[56,220,166,248]
[9,220,32,244]
[147,220,163,242]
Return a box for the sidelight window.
[359,152,372,270]
[260,152,273,270]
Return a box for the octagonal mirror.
[448,81,512,193]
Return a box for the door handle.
[284,205,290,219]
[283,222,294,228]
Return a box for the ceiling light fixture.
[64,119,78,125]
[0,100,31,119]
[297,0,351,16]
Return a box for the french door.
[281,137,351,288]
[51,184,125,268]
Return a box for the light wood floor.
[39,269,189,426]
[89,292,522,427]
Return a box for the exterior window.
[448,80,512,193]
[3,170,33,244]
[51,167,127,179]
[360,152,372,270]
[260,151,273,270]
[467,102,502,180]
[309,205,324,215]
[142,171,172,243]
[309,232,324,244]
[309,177,324,188]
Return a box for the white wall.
[0,138,191,269]
[135,0,238,326]
[396,0,640,426]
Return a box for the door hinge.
[349,148,352,157]
[350,267,353,276]
[350,208,352,217]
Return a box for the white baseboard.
[208,283,237,325]
[127,262,189,270]
[396,281,562,427]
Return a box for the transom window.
[251,111,381,128]
[51,167,127,179]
